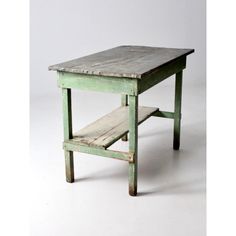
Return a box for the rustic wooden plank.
[152,110,175,119]
[71,106,158,149]
[49,46,194,79]
[128,95,138,196]
[138,57,186,94]
[64,150,74,183]
[62,88,74,183]
[63,142,134,162]
[57,72,138,95]
[173,71,183,150]
[62,88,73,140]
[121,94,128,141]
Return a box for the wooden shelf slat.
[69,106,158,149]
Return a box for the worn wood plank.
[62,88,74,183]
[49,45,194,79]
[128,95,138,196]
[173,71,183,150]
[152,110,175,119]
[57,72,138,95]
[138,57,186,94]
[63,143,134,162]
[71,106,158,149]
[121,94,128,141]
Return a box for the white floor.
[30,82,206,236]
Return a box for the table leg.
[62,88,74,182]
[121,94,128,141]
[173,71,183,150]
[128,95,138,196]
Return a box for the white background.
[1,0,236,236]
[30,0,206,236]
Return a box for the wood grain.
[49,45,194,79]
[71,106,158,149]
[128,95,138,196]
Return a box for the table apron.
[57,56,186,96]
[57,72,138,95]
[138,57,186,94]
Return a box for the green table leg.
[62,88,74,182]
[173,71,183,150]
[121,94,128,141]
[128,95,138,196]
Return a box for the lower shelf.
[66,106,159,149]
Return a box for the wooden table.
[49,45,194,196]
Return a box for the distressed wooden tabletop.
[49,45,194,79]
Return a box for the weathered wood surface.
[62,88,74,183]
[138,57,186,94]
[63,142,134,162]
[49,45,194,79]
[121,94,128,141]
[173,71,183,150]
[128,95,138,196]
[57,72,138,95]
[152,110,175,119]
[70,106,158,149]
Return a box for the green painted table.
[49,45,194,196]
